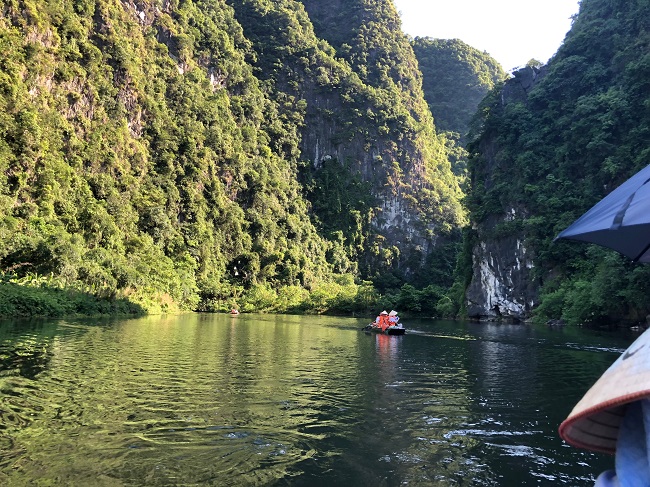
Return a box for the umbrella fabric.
[555,164,650,262]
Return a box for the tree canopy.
[0,0,470,316]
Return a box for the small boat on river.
[362,324,406,335]
[364,310,406,335]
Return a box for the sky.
[392,0,581,72]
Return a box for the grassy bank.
[0,282,146,319]
[0,272,462,320]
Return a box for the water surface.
[0,314,634,485]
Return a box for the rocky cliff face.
[301,0,464,275]
[229,0,465,280]
[465,214,538,321]
[465,66,547,321]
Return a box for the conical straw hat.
[559,328,650,454]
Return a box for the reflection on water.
[0,315,633,485]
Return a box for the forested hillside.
[0,0,467,316]
[465,0,650,325]
[411,38,505,139]
[229,0,466,288]
[0,0,338,314]
[411,37,505,184]
[9,0,643,324]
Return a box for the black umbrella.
[555,164,650,262]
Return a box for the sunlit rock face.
[378,197,424,245]
[377,196,437,268]
[294,0,465,277]
[465,220,538,321]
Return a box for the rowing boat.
[361,324,406,335]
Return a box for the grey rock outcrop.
[466,66,546,321]
[465,216,538,321]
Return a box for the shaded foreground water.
[0,314,637,485]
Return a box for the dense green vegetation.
[231,0,466,281]
[465,0,650,325]
[0,0,471,318]
[0,273,145,317]
[411,37,506,195]
[411,38,506,139]
[0,0,342,315]
[5,0,643,325]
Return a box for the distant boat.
[230,309,240,315]
[361,324,406,335]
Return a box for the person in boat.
[388,310,400,327]
[375,310,389,331]
[558,327,650,485]
[230,308,240,315]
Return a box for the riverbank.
[0,282,146,319]
[0,276,462,321]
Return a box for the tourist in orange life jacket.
[388,310,400,326]
[375,310,389,330]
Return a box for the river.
[0,313,637,485]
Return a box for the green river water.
[0,313,636,485]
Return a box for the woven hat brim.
[558,329,650,453]
[559,402,628,454]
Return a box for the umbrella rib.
[611,193,636,229]
[633,241,650,263]
[611,176,650,229]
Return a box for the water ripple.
[0,315,619,485]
